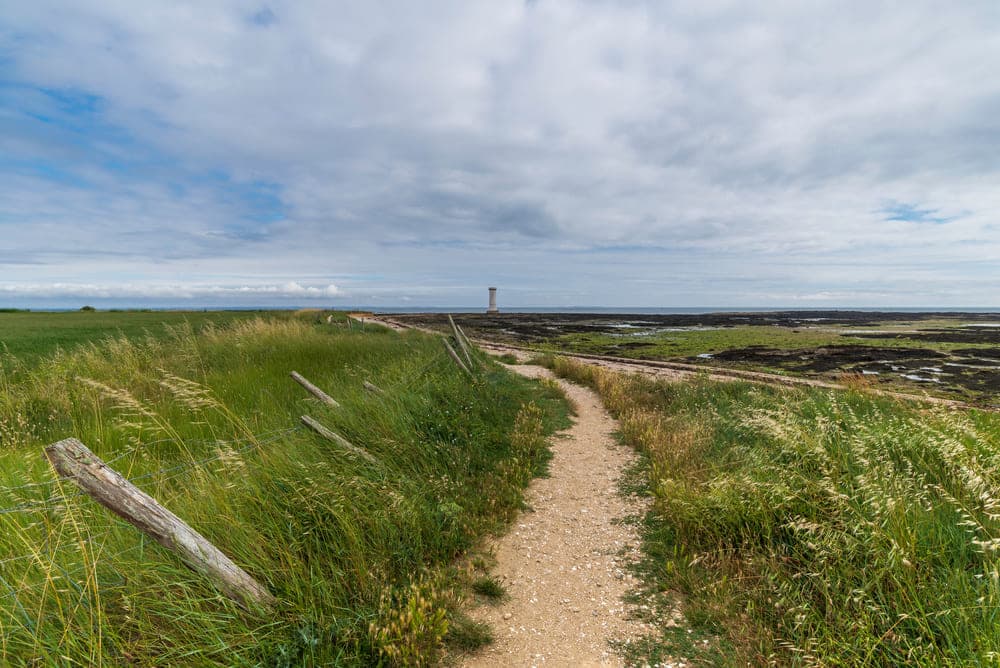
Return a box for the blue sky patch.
[250,8,278,27]
[881,202,956,225]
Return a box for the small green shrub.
[470,575,506,601]
[369,574,451,667]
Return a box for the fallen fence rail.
[45,438,275,610]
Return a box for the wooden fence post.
[300,416,379,465]
[290,371,341,408]
[456,323,482,369]
[363,380,386,396]
[45,438,275,610]
[448,315,474,368]
[443,339,472,376]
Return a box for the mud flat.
[390,311,1000,403]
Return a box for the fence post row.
[44,438,275,610]
[34,327,482,613]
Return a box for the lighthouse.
[487,287,499,314]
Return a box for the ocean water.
[12,305,1000,315]
[366,306,1000,315]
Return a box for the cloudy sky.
[2,1,999,309]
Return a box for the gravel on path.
[462,364,664,668]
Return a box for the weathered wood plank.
[290,371,340,408]
[448,314,474,368]
[300,415,379,465]
[363,380,386,396]
[443,339,472,376]
[456,323,481,368]
[44,438,275,609]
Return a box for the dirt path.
[462,364,656,667]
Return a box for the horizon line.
[4,305,1000,313]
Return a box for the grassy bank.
[0,316,568,665]
[0,309,303,364]
[550,357,1000,666]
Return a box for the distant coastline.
[4,305,1000,314]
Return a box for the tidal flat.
[394,311,1000,404]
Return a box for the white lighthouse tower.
[487,287,499,314]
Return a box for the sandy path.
[462,364,652,668]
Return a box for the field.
[0,309,300,364]
[0,311,569,665]
[549,356,1000,666]
[395,312,1000,404]
[8,308,1000,665]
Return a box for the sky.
[1,1,999,309]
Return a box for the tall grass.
[551,356,1000,666]
[0,316,567,666]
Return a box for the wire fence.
[388,347,451,394]
[0,336,481,612]
[0,380,434,605]
[0,541,149,611]
[1,349,457,518]
[0,410,392,612]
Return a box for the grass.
[546,324,990,361]
[444,613,493,652]
[0,309,321,365]
[0,313,569,665]
[533,320,1000,403]
[550,356,1000,666]
[470,575,506,601]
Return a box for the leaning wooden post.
[448,315,474,368]
[290,371,340,408]
[44,438,275,610]
[300,416,379,465]
[443,339,472,376]
[363,380,386,396]
[456,324,481,368]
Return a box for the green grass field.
[0,309,304,364]
[545,325,945,358]
[551,357,1000,666]
[0,313,569,665]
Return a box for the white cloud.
[0,282,344,301]
[0,1,998,306]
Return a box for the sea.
[9,306,1000,314]
[366,306,1000,314]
